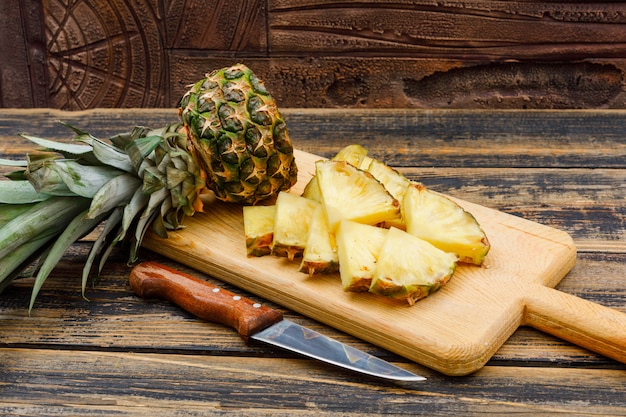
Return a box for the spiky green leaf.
[19,133,93,156]
[0,202,38,225]
[0,196,90,260]
[0,234,56,293]
[109,126,151,150]
[51,161,126,198]
[0,158,27,167]
[166,165,189,189]
[29,208,108,312]
[115,187,150,244]
[82,207,124,298]
[0,181,52,203]
[91,138,135,172]
[141,165,166,194]
[88,173,142,219]
[26,163,75,196]
[125,135,162,172]
[142,186,169,220]
[131,209,159,264]
[57,120,93,137]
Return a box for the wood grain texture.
[139,149,588,376]
[269,1,626,59]
[2,108,625,167]
[2,348,625,416]
[164,0,266,50]
[0,247,621,365]
[43,0,167,109]
[168,57,626,109]
[0,0,47,107]
[3,1,626,109]
[1,109,625,414]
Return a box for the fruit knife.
[129,261,426,382]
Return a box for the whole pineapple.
[0,64,297,310]
[179,64,297,204]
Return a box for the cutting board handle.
[524,284,626,364]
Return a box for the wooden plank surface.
[4,2,626,109]
[2,108,626,166]
[2,347,626,416]
[141,149,586,376]
[268,2,626,58]
[0,109,625,415]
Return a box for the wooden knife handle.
[524,284,626,364]
[129,261,283,341]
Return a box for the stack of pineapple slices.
[243,145,490,305]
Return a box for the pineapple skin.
[179,64,298,205]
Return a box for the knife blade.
[129,261,426,382]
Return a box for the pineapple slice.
[362,158,411,229]
[301,174,321,202]
[403,182,490,265]
[299,205,339,276]
[315,160,399,232]
[243,205,276,257]
[242,145,490,307]
[301,144,370,202]
[332,144,370,168]
[370,227,458,305]
[335,220,388,292]
[363,158,411,203]
[272,191,319,261]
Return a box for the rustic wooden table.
[0,108,625,416]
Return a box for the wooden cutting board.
[142,150,626,376]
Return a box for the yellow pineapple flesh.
[403,183,490,265]
[315,160,399,232]
[301,144,369,202]
[301,173,321,202]
[299,204,338,276]
[331,144,370,167]
[241,144,490,307]
[272,191,318,261]
[370,227,458,305]
[363,159,411,203]
[335,220,388,292]
[243,205,276,257]
[362,158,411,229]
